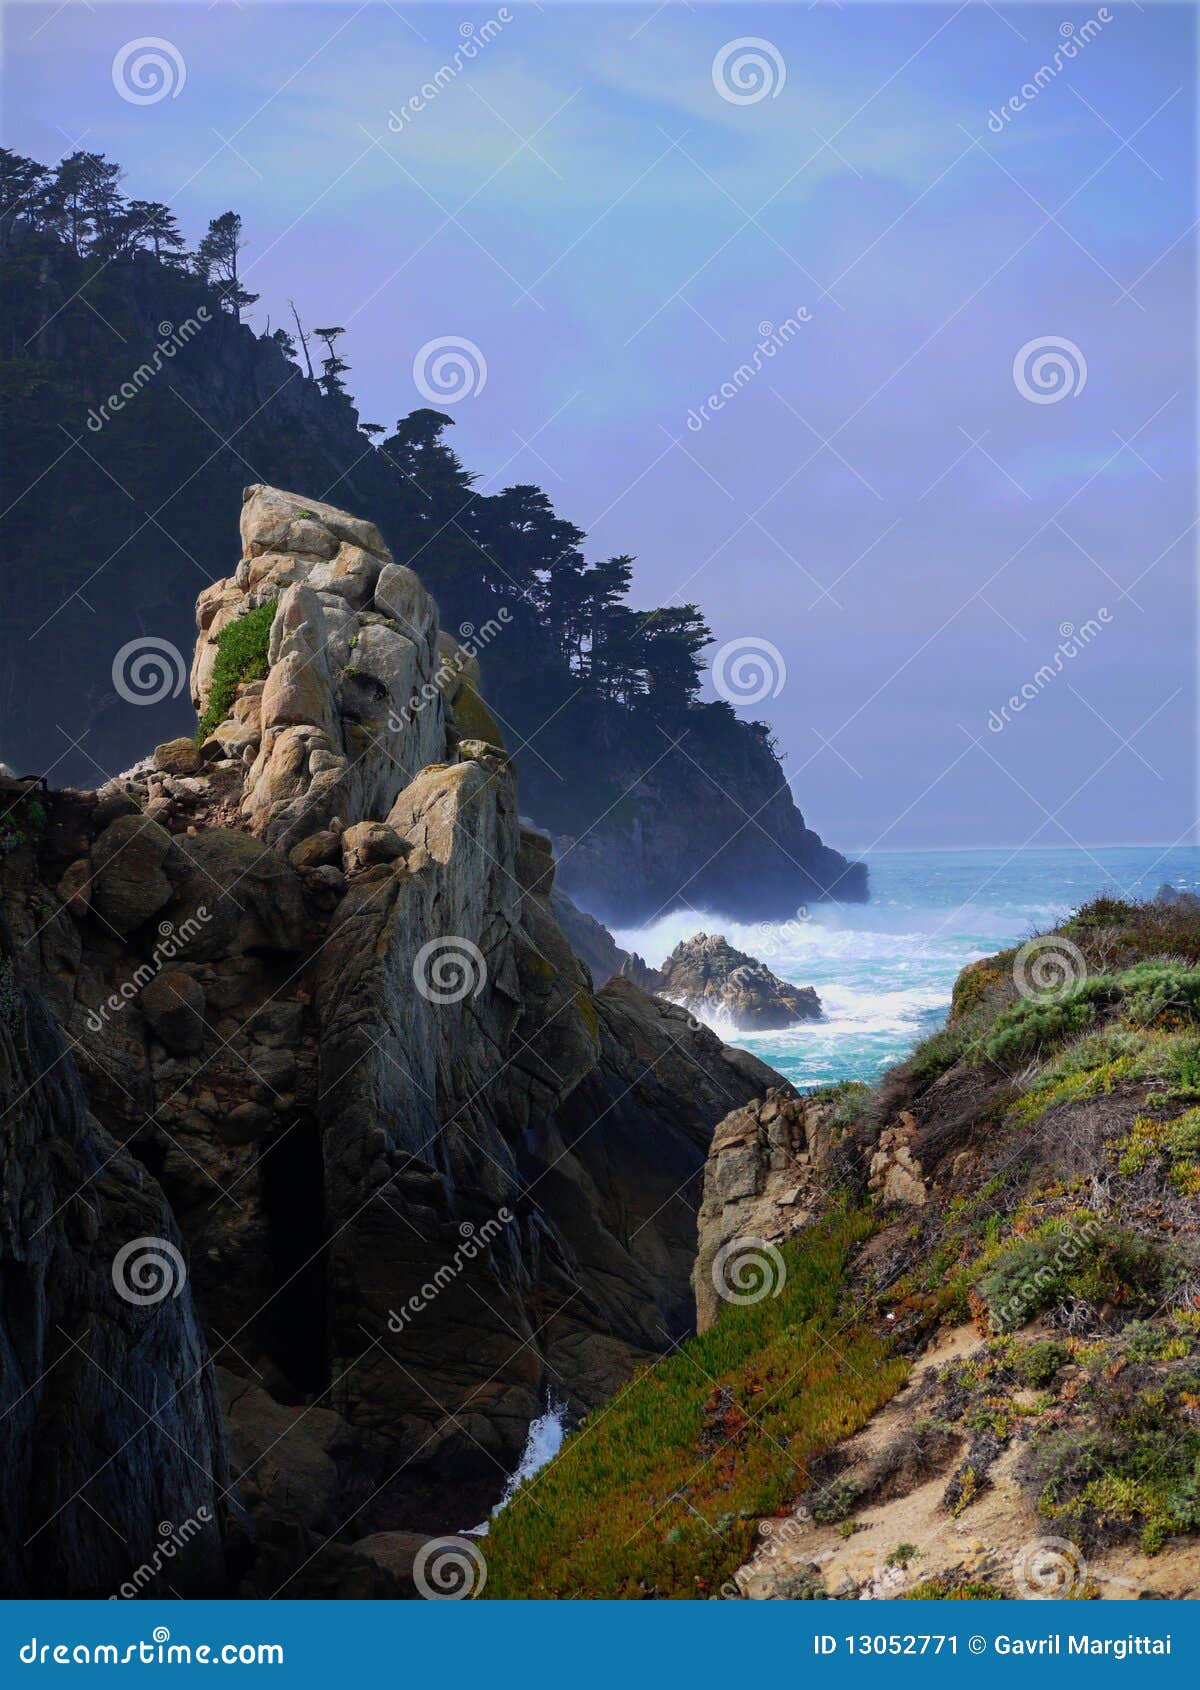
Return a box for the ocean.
[613,845,1200,1092]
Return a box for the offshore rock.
[656,931,822,1030]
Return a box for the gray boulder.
[657,931,822,1030]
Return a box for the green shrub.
[1119,960,1200,1027]
[1069,896,1135,931]
[1152,1034,1200,1101]
[982,977,1117,1068]
[810,1475,861,1523]
[1119,1321,1184,1364]
[906,1022,969,1092]
[1013,1339,1067,1387]
[950,963,1003,1023]
[1025,1416,1200,1554]
[1117,1110,1200,1196]
[823,1080,874,1136]
[196,600,277,743]
[976,1220,1164,1333]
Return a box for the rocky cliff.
[547,715,866,923]
[0,484,783,1596]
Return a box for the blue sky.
[6,0,1196,852]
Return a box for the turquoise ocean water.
[613,846,1200,1092]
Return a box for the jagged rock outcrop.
[692,1089,845,1332]
[0,486,786,1592]
[655,932,821,1031]
[0,917,228,1598]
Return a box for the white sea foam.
[467,1397,568,1536]
[612,849,1200,1090]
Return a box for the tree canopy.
[1,145,718,721]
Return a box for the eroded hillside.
[486,898,1200,1599]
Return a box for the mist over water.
[615,847,1200,1091]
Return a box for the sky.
[4,0,1197,854]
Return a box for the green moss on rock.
[196,600,276,743]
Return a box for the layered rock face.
[0,915,228,1598]
[0,486,783,1593]
[655,932,822,1031]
